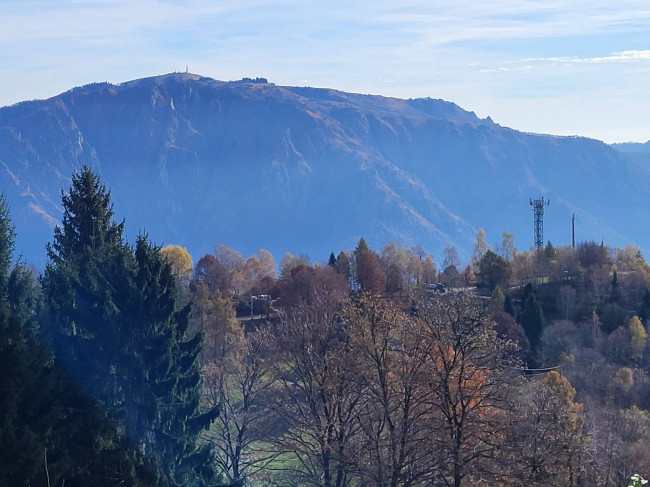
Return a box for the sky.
[1,0,649,144]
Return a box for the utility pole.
[572,214,575,249]
[529,196,550,251]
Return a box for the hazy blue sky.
[2,0,649,143]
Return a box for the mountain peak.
[0,74,646,268]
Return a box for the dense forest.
[2,167,650,487]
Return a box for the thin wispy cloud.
[480,49,650,72]
[374,1,650,44]
[525,50,650,64]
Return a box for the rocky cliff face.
[0,73,646,267]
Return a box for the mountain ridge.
[0,73,647,267]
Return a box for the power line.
[522,365,562,376]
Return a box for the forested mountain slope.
[0,73,646,265]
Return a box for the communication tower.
[529,196,550,250]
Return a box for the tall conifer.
[0,194,15,296]
[43,167,220,486]
[128,236,220,486]
[520,292,546,352]
[43,166,132,416]
[0,194,49,484]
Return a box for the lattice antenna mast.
[529,196,550,250]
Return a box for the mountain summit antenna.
[529,196,550,250]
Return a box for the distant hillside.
[611,141,650,153]
[1,73,648,267]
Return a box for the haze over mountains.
[1,72,648,267]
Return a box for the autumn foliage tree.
[274,262,348,309]
[192,282,242,360]
[161,244,193,283]
[194,254,231,294]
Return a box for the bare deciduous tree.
[267,291,361,487]
[415,292,519,487]
[345,294,439,486]
[202,331,278,485]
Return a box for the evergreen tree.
[544,241,557,260]
[0,194,15,296]
[520,292,547,352]
[599,302,626,334]
[48,167,125,264]
[0,194,53,484]
[478,250,510,291]
[609,271,621,303]
[504,293,516,318]
[335,251,351,282]
[353,238,386,293]
[0,279,53,485]
[130,236,220,486]
[488,285,506,315]
[638,288,650,324]
[354,237,370,258]
[522,282,534,303]
[43,168,221,486]
[328,251,337,268]
[43,166,132,415]
[41,167,161,485]
[0,195,149,487]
